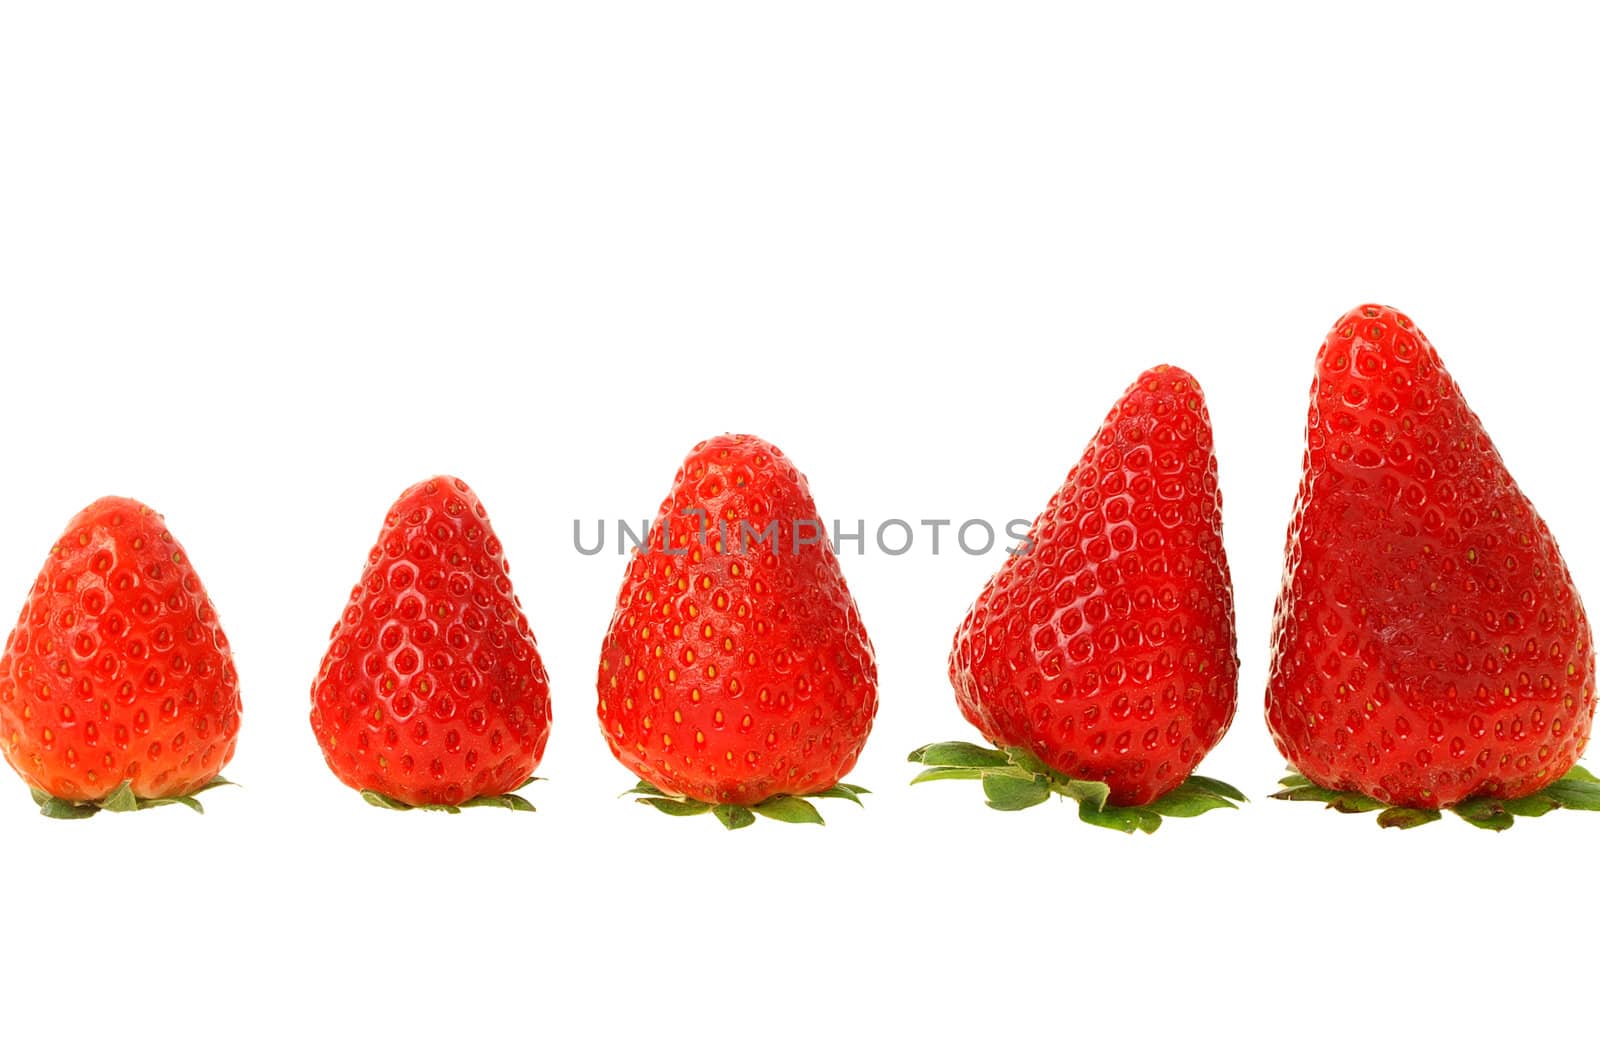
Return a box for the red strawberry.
[1268,305,1596,819]
[310,476,550,811]
[1,498,242,817]
[926,366,1241,830]
[597,434,877,827]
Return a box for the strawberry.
[916,366,1243,832]
[0,498,241,818]
[598,433,876,828]
[1268,304,1600,828]
[310,476,550,812]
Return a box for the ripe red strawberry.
[927,366,1241,829]
[1,497,242,817]
[1268,305,1596,818]
[598,434,877,827]
[310,476,550,811]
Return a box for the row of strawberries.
[3,304,1596,830]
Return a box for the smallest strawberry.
[1271,764,1600,831]
[308,476,552,812]
[909,742,1245,834]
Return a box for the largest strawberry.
[1,498,242,817]
[598,434,877,827]
[921,365,1243,832]
[1268,304,1597,823]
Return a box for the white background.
[2,2,1596,1060]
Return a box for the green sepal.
[36,795,100,820]
[712,804,756,830]
[1377,807,1441,830]
[1271,763,1600,830]
[461,792,537,812]
[1058,778,1113,811]
[1270,782,1385,813]
[1144,779,1240,818]
[360,777,539,814]
[29,776,234,819]
[908,742,1013,768]
[982,773,1050,811]
[623,777,867,829]
[910,766,986,785]
[1564,764,1598,784]
[1452,799,1515,832]
[1185,775,1249,803]
[907,739,1242,832]
[102,782,140,813]
[1542,777,1600,811]
[1500,793,1561,817]
[753,795,825,825]
[638,796,711,817]
[810,784,867,806]
[1079,801,1162,834]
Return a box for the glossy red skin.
[0,498,242,801]
[598,434,878,805]
[1267,305,1594,808]
[310,477,551,806]
[949,366,1238,807]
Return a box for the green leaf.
[910,766,987,785]
[981,773,1050,811]
[38,797,99,820]
[1270,782,1386,812]
[809,784,865,806]
[622,780,666,798]
[839,783,870,795]
[192,776,236,795]
[1376,807,1442,829]
[1278,773,1312,789]
[101,782,140,814]
[163,795,206,814]
[1543,780,1600,812]
[1001,746,1053,777]
[753,796,825,825]
[1271,784,1346,803]
[638,796,711,817]
[1327,793,1388,814]
[1452,799,1516,832]
[1561,764,1597,784]
[28,787,52,808]
[461,792,537,812]
[1144,781,1237,818]
[1079,802,1161,834]
[907,742,1013,768]
[712,804,756,830]
[1054,777,1112,811]
[1500,793,1560,817]
[361,790,410,810]
[1185,775,1249,803]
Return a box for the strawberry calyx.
[1271,764,1600,831]
[359,777,541,814]
[29,776,236,820]
[621,778,869,830]
[908,741,1246,834]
